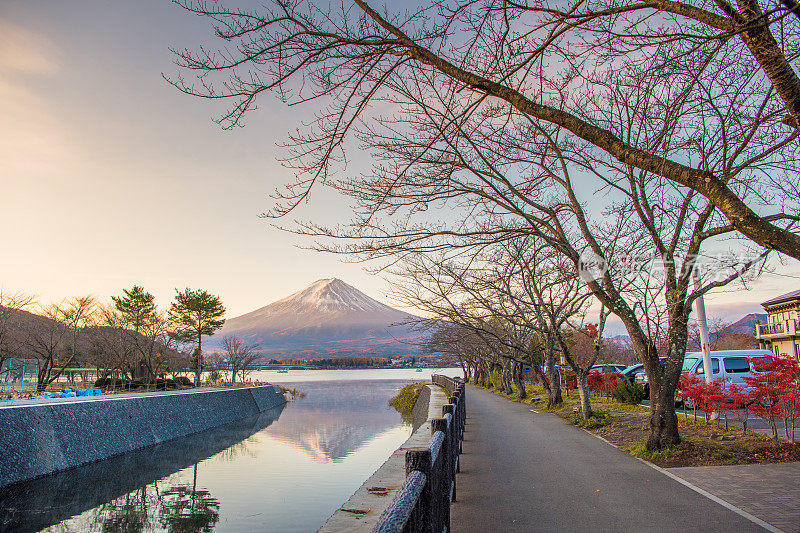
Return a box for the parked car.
[635,350,773,398]
[590,364,627,374]
[621,364,645,383]
[679,349,772,386]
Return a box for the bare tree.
[172,0,784,448]
[425,321,477,383]
[25,303,72,391]
[171,0,800,258]
[90,304,138,381]
[59,295,97,366]
[90,302,185,386]
[222,335,261,383]
[0,290,35,372]
[392,239,578,407]
[504,240,611,419]
[132,311,178,383]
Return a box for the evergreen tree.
[112,285,156,333]
[168,289,225,384]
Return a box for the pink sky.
[0,0,797,326]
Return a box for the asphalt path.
[450,385,769,532]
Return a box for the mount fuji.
[208,278,426,358]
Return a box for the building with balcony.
[755,289,800,361]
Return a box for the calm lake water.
[0,368,462,533]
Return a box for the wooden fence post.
[405,447,432,533]
[431,418,451,530]
[442,404,458,483]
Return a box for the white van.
[680,349,772,386]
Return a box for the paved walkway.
[451,386,772,532]
[669,463,800,533]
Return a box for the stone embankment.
[0,407,285,532]
[0,385,286,487]
[320,383,450,533]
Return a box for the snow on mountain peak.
[275,278,390,313]
[208,277,424,356]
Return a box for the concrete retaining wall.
[0,406,285,532]
[410,384,432,431]
[0,385,286,487]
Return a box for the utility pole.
[693,269,716,419]
[692,270,713,384]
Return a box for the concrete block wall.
[0,407,285,532]
[0,385,286,487]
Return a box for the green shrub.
[154,378,177,389]
[94,377,126,388]
[569,409,612,429]
[175,376,194,387]
[612,380,646,405]
[626,443,682,461]
[489,370,501,389]
[390,382,424,422]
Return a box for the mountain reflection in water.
[266,380,409,462]
[1,377,417,533]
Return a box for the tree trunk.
[513,361,527,399]
[545,343,563,407]
[647,386,681,449]
[459,359,470,382]
[501,361,512,394]
[196,330,203,386]
[576,372,593,420]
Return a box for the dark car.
[621,364,645,383]
[631,357,667,397]
[590,364,628,375]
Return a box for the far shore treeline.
[0,287,455,394]
[0,286,224,392]
[276,356,420,369]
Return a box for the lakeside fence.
[373,375,466,533]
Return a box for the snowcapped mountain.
[208,278,425,358]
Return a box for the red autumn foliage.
[587,370,621,396]
[678,353,800,441]
[743,353,800,441]
[587,370,603,392]
[678,373,726,423]
[727,383,755,432]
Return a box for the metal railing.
[760,322,786,335]
[373,376,466,533]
